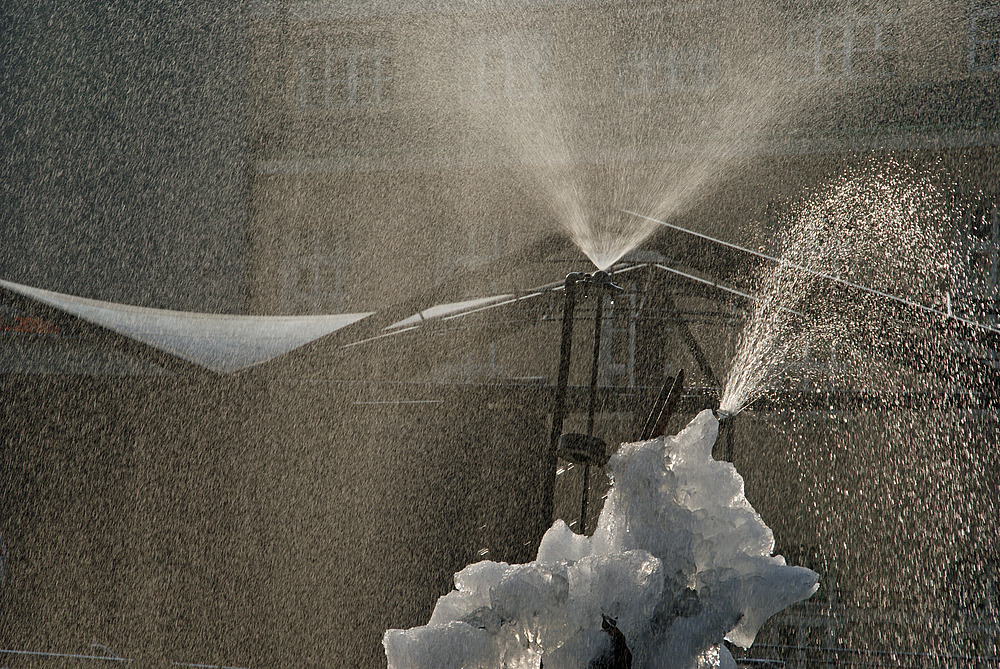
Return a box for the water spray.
[622,209,1000,336]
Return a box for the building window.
[459,31,550,101]
[969,7,1000,71]
[787,338,845,393]
[431,343,506,384]
[787,10,900,81]
[787,18,847,80]
[429,223,508,383]
[619,47,719,94]
[281,226,349,314]
[956,199,1000,325]
[298,44,393,109]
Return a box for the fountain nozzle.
[567,270,624,298]
[586,270,624,293]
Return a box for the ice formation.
[384,410,819,668]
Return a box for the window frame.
[969,6,1000,72]
[297,43,393,110]
[457,30,552,102]
[618,45,720,95]
[786,9,901,82]
[957,199,1000,325]
[280,225,350,314]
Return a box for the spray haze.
[719,159,958,414]
[408,3,813,269]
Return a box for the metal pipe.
[715,409,735,462]
[586,284,605,436]
[579,280,605,535]
[548,270,624,535]
[544,273,582,526]
[626,208,1000,337]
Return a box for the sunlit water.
[719,160,957,414]
[707,160,998,663]
[495,89,792,271]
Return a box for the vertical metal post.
[716,411,735,462]
[723,416,735,462]
[579,284,605,535]
[543,274,581,526]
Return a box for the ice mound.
[384,410,819,668]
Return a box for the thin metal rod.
[580,285,605,535]
[716,414,735,462]
[551,277,580,451]
[0,649,247,669]
[640,369,686,440]
[640,376,674,440]
[724,417,735,462]
[652,263,805,317]
[544,275,580,526]
[660,286,718,387]
[624,209,1000,336]
[579,463,591,535]
[653,368,685,438]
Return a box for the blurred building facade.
[0,2,251,313]
[245,0,1000,322]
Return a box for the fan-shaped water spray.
[717,160,960,414]
[440,8,807,271]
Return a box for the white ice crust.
[384,410,819,669]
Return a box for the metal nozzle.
[569,270,625,299]
[587,270,624,293]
